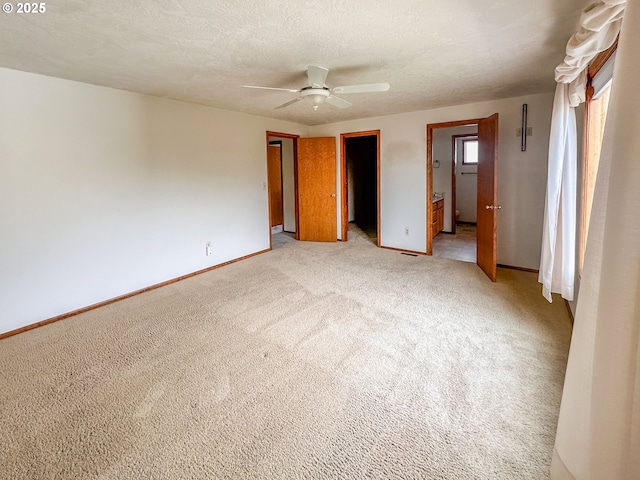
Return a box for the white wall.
[0,67,309,335]
[432,125,477,230]
[310,92,554,268]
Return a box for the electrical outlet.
[205,241,212,256]
[516,127,533,137]
[405,228,409,236]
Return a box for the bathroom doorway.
[426,115,499,282]
[431,127,478,262]
[340,130,380,246]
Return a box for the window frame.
[461,137,479,165]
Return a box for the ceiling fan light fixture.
[309,94,326,105]
[301,88,329,108]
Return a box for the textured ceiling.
[0,0,587,126]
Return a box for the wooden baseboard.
[497,264,539,274]
[0,248,270,341]
[381,245,426,256]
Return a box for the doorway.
[426,115,499,281]
[431,127,478,262]
[340,130,380,246]
[266,131,338,248]
[267,132,299,249]
[267,141,284,234]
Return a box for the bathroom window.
[461,138,478,165]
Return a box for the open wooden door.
[477,113,499,281]
[298,137,337,242]
[267,145,284,228]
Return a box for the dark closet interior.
[345,135,377,239]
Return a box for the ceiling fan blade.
[332,83,390,94]
[275,98,302,109]
[325,95,352,109]
[307,66,329,88]
[243,85,300,93]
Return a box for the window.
[580,43,616,273]
[461,138,478,165]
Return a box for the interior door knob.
[485,205,502,210]
[331,193,336,197]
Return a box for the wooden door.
[477,113,499,282]
[298,137,337,242]
[267,145,284,227]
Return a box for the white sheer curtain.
[539,81,579,302]
[551,0,640,478]
[539,0,625,302]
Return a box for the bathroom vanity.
[432,196,444,238]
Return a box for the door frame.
[426,118,484,255]
[266,131,300,248]
[340,130,381,246]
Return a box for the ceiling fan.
[243,66,390,111]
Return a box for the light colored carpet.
[0,227,572,479]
